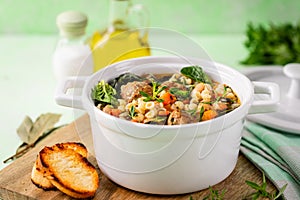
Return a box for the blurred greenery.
[241,22,300,65]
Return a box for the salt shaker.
[52,11,93,81]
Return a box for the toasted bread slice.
[39,146,99,198]
[31,142,88,190]
[52,142,88,158]
[31,156,55,190]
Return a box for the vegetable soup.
[92,66,240,125]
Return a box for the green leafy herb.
[241,22,300,65]
[140,81,167,102]
[153,82,167,97]
[139,91,152,102]
[181,66,212,84]
[186,109,197,116]
[92,80,117,106]
[244,172,287,200]
[186,106,205,121]
[169,87,190,100]
[222,85,229,97]
[203,186,226,200]
[199,106,205,121]
[188,172,287,200]
[129,105,137,119]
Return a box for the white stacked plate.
[242,64,300,135]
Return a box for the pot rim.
[81,56,253,131]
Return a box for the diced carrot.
[161,92,176,105]
[201,103,211,111]
[158,110,170,116]
[110,109,122,117]
[201,110,218,121]
[164,104,172,112]
[131,119,138,123]
[103,105,113,114]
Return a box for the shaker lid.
[56,11,88,38]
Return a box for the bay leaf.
[16,142,28,154]
[15,142,33,158]
[4,122,63,164]
[16,116,33,144]
[27,113,61,144]
[4,113,62,164]
[3,142,33,164]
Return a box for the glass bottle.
[53,11,93,81]
[89,0,151,72]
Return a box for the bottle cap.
[56,11,88,38]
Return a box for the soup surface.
[92,66,240,125]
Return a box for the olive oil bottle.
[90,0,151,72]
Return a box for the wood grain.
[0,114,277,200]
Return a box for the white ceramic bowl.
[55,56,279,194]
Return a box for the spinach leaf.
[108,73,144,95]
[180,66,212,84]
[91,80,118,106]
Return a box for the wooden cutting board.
[0,114,277,200]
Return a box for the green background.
[0,0,299,35]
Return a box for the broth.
[92,66,240,125]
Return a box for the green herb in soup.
[92,66,240,125]
[91,80,118,107]
[180,66,212,85]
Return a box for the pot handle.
[54,76,88,110]
[248,81,280,114]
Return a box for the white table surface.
[0,33,247,170]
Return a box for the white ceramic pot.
[55,56,280,194]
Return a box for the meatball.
[120,81,152,103]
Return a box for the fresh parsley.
[241,22,300,65]
[140,81,167,102]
